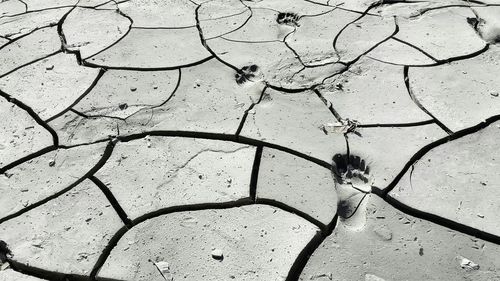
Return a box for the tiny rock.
[153,261,174,281]
[118,103,128,110]
[45,65,54,70]
[211,248,223,261]
[490,92,499,97]
[130,87,137,92]
[48,159,56,167]
[458,256,480,271]
[373,225,392,241]
[365,274,386,281]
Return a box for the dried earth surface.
[0,0,499,280]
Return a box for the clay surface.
[1,1,499,280]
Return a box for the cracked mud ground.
[0,0,500,280]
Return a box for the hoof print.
[235,64,260,85]
[277,12,300,26]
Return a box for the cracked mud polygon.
[0,0,500,280]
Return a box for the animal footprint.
[331,154,373,231]
[235,64,260,85]
[276,12,300,27]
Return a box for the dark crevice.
[249,146,263,202]
[0,146,57,175]
[73,67,179,121]
[194,4,240,72]
[342,193,368,220]
[413,3,485,18]
[0,25,56,52]
[80,7,134,61]
[57,5,82,62]
[391,36,440,62]
[17,0,28,12]
[235,85,267,136]
[313,88,342,121]
[414,43,490,68]
[90,198,332,280]
[0,50,62,79]
[256,198,328,232]
[266,83,312,94]
[89,176,132,227]
[403,66,453,134]
[379,114,500,196]
[204,8,252,40]
[218,36,282,44]
[82,55,215,72]
[0,5,76,19]
[45,68,107,123]
[380,194,500,245]
[285,215,338,281]
[0,141,115,225]
[153,68,182,107]
[132,25,196,30]
[8,260,89,281]
[332,4,379,55]
[115,131,332,169]
[357,119,435,128]
[0,89,59,146]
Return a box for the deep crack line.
[0,141,115,225]
[89,199,330,280]
[285,215,339,281]
[0,89,59,147]
[375,113,500,196]
[194,4,240,73]
[89,176,132,227]
[235,85,268,136]
[116,130,333,170]
[381,194,500,245]
[403,66,453,134]
[45,68,107,123]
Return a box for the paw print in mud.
[235,64,260,85]
[277,12,300,27]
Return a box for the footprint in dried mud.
[331,154,373,231]
[235,64,261,85]
[277,12,300,27]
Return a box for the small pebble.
[459,256,480,271]
[46,65,54,70]
[118,103,128,110]
[490,92,499,97]
[130,87,137,92]
[48,159,56,167]
[211,248,223,261]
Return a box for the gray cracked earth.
[0,0,500,280]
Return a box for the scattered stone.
[458,256,480,271]
[118,103,128,110]
[97,206,318,281]
[373,225,393,241]
[365,274,386,281]
[48,159,56,167]
[45,65,54,70]
[130,87,137,92]
[321,119,359,135]
[153,261,174,281]
[211,248,223,261]
[491,92,499,97]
